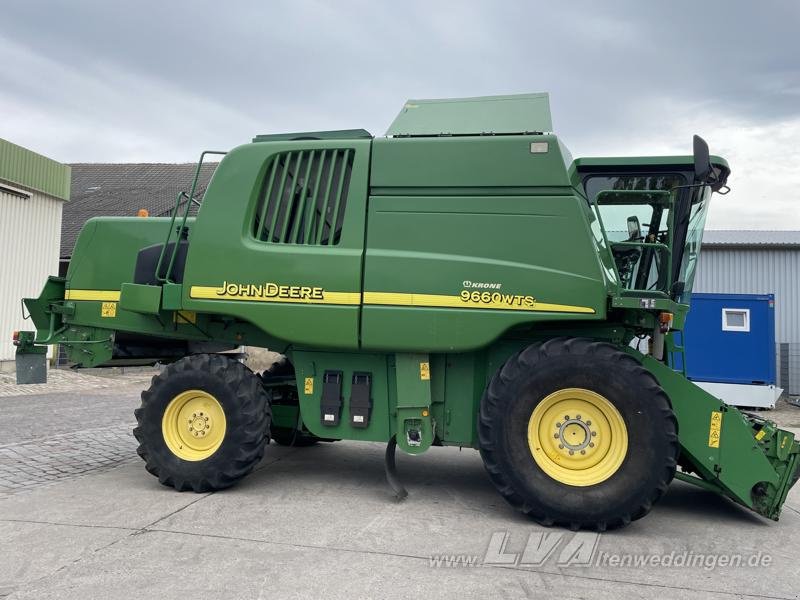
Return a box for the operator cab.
[575,139,729,305]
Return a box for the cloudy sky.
[2,1,799,228]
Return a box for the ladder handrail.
[155,150,227,283]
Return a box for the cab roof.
[574,155,729,173]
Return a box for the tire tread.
[478,337,678,530]
[133,354,271,492]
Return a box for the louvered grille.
[253,148,354,245]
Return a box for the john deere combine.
[16,94,799,529]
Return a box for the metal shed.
[694,231,800,395]
[0,139,70,367]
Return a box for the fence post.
[779,343,790,394]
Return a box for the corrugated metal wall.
[694,247,800,394]
[694,248,800,343]
[0,188,62,362]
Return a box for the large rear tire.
[478,337,678,530]
[134,354,270,492]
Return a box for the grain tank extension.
[16,93,799,529]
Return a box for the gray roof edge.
[702,230,800,247]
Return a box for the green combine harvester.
[15,94,799,530]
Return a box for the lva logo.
[482,531,599,567]
[427,531,598,569]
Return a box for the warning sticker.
[174,311,197,324]
[101,302,117,318]
[304,377,314,395]
[708,411,723,448]
[420,362,430,380]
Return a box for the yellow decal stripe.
[65,289,121,302]
[65,286,594,315]
[189,286,361,306]
[362,292,595,314]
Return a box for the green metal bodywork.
[18,94,798,522]
[385,92,553,136]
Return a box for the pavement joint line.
[130,448,298,535]
[14,520,138,591]
[27,533,134,589]
[146,526,430,563]
[140,526,794,600]
[141,492,215,531]
[68,449,302,559]
[252,447,300,472]
[784,503,800,516]
[13,492,216,591]
[136,447,300,532]
[0,518,138,532]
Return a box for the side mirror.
[693,135,713,183]
[627,216,641,240]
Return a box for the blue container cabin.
[680,293,779,408]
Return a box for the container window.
[722,308,750,332]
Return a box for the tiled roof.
[702,230,800,247]
[62,162,218,258]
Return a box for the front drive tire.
[478,338,678,530]
[134,354,270,492]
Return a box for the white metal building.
[0,138,69,368]
[694,231,800,395]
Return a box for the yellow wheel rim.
[527,388,628,486]
[162,390,226,461]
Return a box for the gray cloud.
[2,0,799,227]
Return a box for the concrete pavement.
[1,377,799,599]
